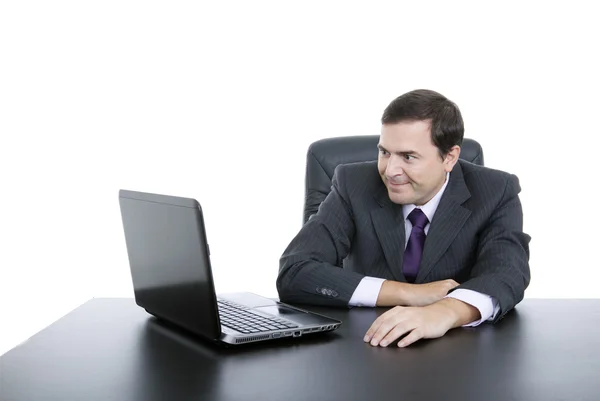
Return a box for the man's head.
[378,89,464,206]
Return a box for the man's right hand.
[376,279,459,307]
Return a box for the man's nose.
[386,155,404,177]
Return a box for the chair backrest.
[303,135,484,224]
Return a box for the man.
[277,89,531,347]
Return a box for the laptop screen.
[119,190,221,340]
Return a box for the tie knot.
[408,208,429,230]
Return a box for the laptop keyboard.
[217,299,299,334]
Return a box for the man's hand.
[376,279,460,307]
[364,298,481,347]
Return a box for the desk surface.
[1,298,600,401]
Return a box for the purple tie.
[403,208,429,283]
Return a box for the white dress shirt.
[348,173,500,326]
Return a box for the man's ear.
[443,145,461,172]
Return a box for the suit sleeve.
[452,174,531,321]
[277,166,366,306]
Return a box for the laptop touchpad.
[255,306,327,325]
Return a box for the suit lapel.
[371,185,406,282]
[416,161,472,283]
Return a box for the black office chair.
[303,135,484,224]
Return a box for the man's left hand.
[363,298,480,347]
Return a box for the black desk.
[1,298,600,401]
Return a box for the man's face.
[378,120,459,206]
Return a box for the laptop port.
[273,333,281,338]
[293,331,301,337]
[283,331,292,337]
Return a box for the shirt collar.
[402,172,450,224]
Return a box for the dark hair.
[381,89,464,159]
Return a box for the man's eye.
[403,154,415,160]
[379,149,389,156]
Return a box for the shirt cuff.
[348,277,386,307]
[445,289,500,327]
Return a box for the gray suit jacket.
[277,159,531,321]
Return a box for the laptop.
[118,189,341,345]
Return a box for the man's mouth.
[387,178,410,186]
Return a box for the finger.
[370,309,409,346]
[364,307,399,343]
[398,329,423,348]
[363,314,385,342]
[379,323,415,347]
[447,280,460,289]
[370,320,402,347]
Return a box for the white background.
[1,1,598,356]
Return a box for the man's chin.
[387,189,414,205]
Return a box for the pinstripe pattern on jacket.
[277,159,531,321]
